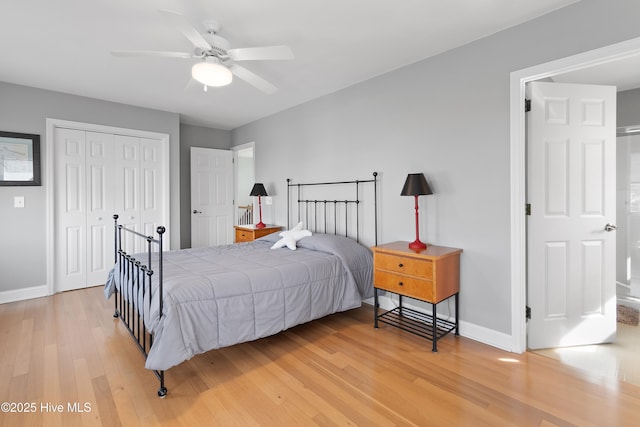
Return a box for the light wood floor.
[2,286,640,427]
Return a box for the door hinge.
[525,203,531,216]
[526,305,531,320]
[525,99,531,112]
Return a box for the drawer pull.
[398,263,404,268]
[398,281,404,286]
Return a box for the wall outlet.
[14,196,25,208]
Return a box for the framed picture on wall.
[0,131,41,186]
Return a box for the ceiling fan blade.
[227,45,294,61]
[228,64,278,94]
[159,9,211,51]
[111,50,193,59]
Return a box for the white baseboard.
[363,295,516,353]
[0,285,49,304]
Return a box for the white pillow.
[270,222,312,250]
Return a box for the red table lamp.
[401,173,433,250]
[250,183,268,228]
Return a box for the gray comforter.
[104,233,373,370]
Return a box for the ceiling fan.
[111,9,294,94]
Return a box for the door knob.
[604,223,617,232]
[193,210,202,214]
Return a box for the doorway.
[510,36,640,353]
[616,131,640,312]
[232,142,255,226]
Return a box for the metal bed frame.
[111,214,167,397]
[287,172,378,245]
[110,172,378,397]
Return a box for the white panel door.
[55,128,87,292]
[527,81,616,349]
[55,129,114,290]
[139,137,166,243]
[114,135,140,254]
[114,135,167,254]
[191,147,233,247]
[85,131,115,286]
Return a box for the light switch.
[14,196,25,208]
[265,197,273,205]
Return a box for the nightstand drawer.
[253,227,281,240]
[235,229,252,242]
[374,270,434,301]
[375,253,433,279]
[234,225,282,243]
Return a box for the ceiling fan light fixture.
[191,61,232,87]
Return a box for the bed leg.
[157,371,167,398]
[113,293,119,318]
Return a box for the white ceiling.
[0,0,581,130]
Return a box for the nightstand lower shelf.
[376,305,457,342]
[374,290,459,352]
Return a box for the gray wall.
[232,0,640,335]
[179,124,231,248]
[0,82,180,293]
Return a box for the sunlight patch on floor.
[498,357,520,363]
[532,323,640,387]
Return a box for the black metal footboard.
[111,214,167,397]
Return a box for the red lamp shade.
[250,183,268,228]
[400,173,433,250]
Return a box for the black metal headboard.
[287,172,378,245]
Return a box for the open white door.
[190,147,233,247]
[527,81,617,349]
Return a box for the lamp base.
[255,221,266,229]
[408,239,427,250]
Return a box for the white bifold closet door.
[54,128,166,292]
[113,135,167,255]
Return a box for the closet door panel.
[86,131,115,286]
[140,137,166,250]
[114,135,140,254]
[55,128,87,292]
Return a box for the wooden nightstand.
[234,225,282,243]
[372,241,462,351]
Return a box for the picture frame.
[0,131,41,186]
